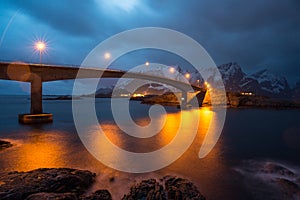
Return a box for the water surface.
[0,95,300,199]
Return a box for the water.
[0,95,300,199]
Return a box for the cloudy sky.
[0,0,299,94]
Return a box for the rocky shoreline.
[43,95,81,100]
[227,92,300,109]
[140,92,300,109]
[41,92,300,109]
[235,160,300,199]
[0,168,206,200]
[122,176,205,200]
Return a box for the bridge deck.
[0,62,205,92]
[0,61,206,121]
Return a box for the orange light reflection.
[14,132,66,171]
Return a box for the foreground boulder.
[165,176,206,199]
[0,168,204,200]
[236,160,300,200]
[82,189,112,200]
[0,168,96,200]
[25,192,77,200]
[122,176,206,200]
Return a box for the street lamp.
[169,67,175,73]
[204,81,210,89]
[104,52,111,60]
[35,41,46,63]
[185,73,190,79]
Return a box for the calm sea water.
[0,95,300,199]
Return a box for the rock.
[81,189,112,200]
[164,176,206,200]
[0,168,96,200]
[236,161,300,199]
[122,176,205,200]
[261,162,295,177]
[122,179,166,200]
[275,178,300,198]
[25,192,77,200]
[226,92,300,108]
[0,140,12,150]
[109,177,115,182]
[0,167,204,200]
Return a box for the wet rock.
[25,192,77,200]
[109,177,115,182]
[81,189,112,200]
[236,160,300,199]
[0,168,96,200]
[275,178,300,198]
[0,140,12,150]
[164,176,206,200]
[0,167,204,200]
[122,179,166,200]
[122,176,205,200]
[262,162,295,177]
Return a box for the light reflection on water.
[82,109,202,173]
[95,109,201,153]
[1,131,67,171]
[1,97,300,199]
[0,100,226,198]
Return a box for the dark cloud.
[3,0,114,37]
[0,0,299,94]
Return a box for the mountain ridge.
[218,62,291,98]
[95,62,296,99]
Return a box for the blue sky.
[0,0,299,94]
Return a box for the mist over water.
[0,95,300,199]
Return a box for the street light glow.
[169,67,175,73]
[35,41,46,51]
[185,73,190,79]
[35,41,46,63]
[205,82,210,88]
[104,52,111,59]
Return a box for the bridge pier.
[19,76,53,124]
[31,76,43,114]
[181,91,188,109]
[194,90,207,107]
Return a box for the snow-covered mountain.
[218,62,291,98]
[218,62,246,92]
[108,64,192,96]
[95,62,292,98]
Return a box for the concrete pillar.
[19,75,52,124]
[30,76,43,114]
[196,90,207,107]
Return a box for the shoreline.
[0,168,205,200]
[4,94,299,110]
[140,92,300,110]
